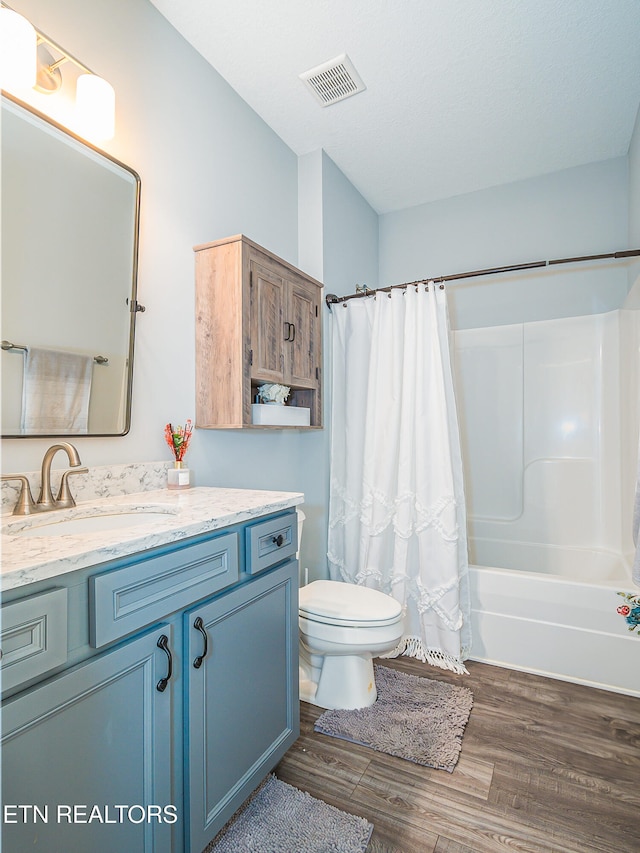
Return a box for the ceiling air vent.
[299,53,366,107]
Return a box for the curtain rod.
[324,248,640,308]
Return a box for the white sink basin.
[3,508,178,538]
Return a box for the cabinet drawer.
[246,514,297,574]
[1,588,68,693]
[90,532,239,647]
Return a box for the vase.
[167,460,191,490]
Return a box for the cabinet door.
[1,625,174,853]
[185,560,299,853]
[250,260,286,383]
[1,587,68,695]
[286,277,321,387]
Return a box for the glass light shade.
[0,9,37,92]
[75,73,115,141]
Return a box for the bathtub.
[468,541,639,697]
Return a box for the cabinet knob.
[272,534,284,547]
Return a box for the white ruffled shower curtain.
[328,283,471,673]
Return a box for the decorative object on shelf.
[256,383,290,405]
[165,419,193,489]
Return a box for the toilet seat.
[299,580,402,628]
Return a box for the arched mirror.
[1,94,141,437]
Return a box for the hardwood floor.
[275,658,640,853]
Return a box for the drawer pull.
[193,617,208,669]
[156,635,172,692]
[272,534,284,547]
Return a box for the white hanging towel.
[21,346,93,434]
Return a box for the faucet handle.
[56,467,89,509]
[1,474,37,516]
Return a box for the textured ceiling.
[149,0,640,214]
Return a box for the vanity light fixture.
[0,3,116,141]
[75,73,115,142]
[0,7,37,90]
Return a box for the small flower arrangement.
[257,383,290,405]
[164,419,193,462]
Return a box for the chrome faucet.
[1,442,88,516]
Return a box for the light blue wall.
[630,104,640,244]
[379,158,630,329]
[628,104,640,291]
[298,151,324,283]
[296,151,379,579]
[2,0,325,559]
[321,152,379,298]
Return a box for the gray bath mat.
[314,665,473,772]
[204,774,373,853]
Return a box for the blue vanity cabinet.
[185,557,299,853]
[1,623,174,853]
[0,506,300,853]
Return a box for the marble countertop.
[1,487,304,591]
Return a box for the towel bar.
[1,340,109,365]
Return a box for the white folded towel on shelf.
[21,346,93,434]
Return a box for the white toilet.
[297,510,404,710]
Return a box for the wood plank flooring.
[275,658,640,853]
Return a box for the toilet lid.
[299,580,402,627]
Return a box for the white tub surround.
[454,308,640,696]
[2,485,304,590]
[454,309,639,572]
[469,563,639,697]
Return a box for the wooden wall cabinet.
[195,235,323,428]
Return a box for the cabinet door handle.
[156,634,172,692]
[284,321,291,341]
[193,617,208,669]
[272,534,284,547]
[289,323,296,342]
